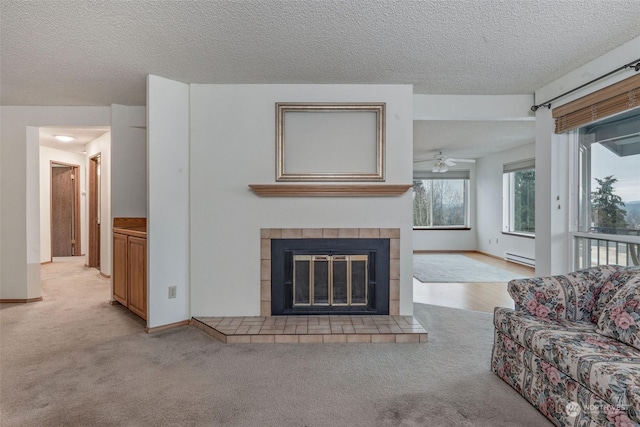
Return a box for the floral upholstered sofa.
[492,265,640,426]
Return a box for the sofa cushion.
[597,270,640,351]
[494,307,596,349]
[507,265,622,323]
[528,329,640,423]
[593,266,640,323]
[495,308,640,421]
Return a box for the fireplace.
[271,238,390,315]
[292,254,368,307]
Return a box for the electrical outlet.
[168,286,177,299]
[496,238,499,244]
[489,239,492,244]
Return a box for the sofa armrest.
[508,265,623,322]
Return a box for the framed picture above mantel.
[276,102,385,182]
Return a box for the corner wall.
[189,84,414,316]
[111,105,147,218]
[476,143,535,261]
[0,107,111,300]
[533,36,640,275]
[147,75,190,328]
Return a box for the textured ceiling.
[2,0,640,106]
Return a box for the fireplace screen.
[293,255,368,307]
[271,238,389,315]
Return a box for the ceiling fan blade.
[444,159,456,166]
[413,159,435,164]
[449,158,476,163]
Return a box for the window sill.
[414,227,471,231]
[501,231,535,239]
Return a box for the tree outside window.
[503,166,535,235]
[513,169,535,233]
[590,175,628,234]
[413,179,467,228]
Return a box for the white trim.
[567,130,580,270]
[572,231,640,245]
[503,158,535,173]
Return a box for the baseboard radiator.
[504,252,535,268]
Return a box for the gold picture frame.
[276,102,385,182]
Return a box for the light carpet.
[413,253,529,283]
[0,258,549,426]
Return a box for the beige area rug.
[0,258,550,426]
[413,253,529,283]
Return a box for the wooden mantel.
[248,184,412,197]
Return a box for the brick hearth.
[192,314,427,344]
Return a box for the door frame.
[50,161,81,258]
[88,154,101,268]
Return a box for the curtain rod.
[531,58,640,112]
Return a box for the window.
[413,172,469,228]
[578,109,640,235]
[574,108,640,268]
[503,159,535,235]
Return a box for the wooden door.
[112,233,128,306]
[88,155,100,268]
[51,166,74,256]
[127,236,147,320]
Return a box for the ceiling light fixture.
[54,135,75,142]
[432,159,448,173]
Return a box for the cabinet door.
[112,233,128,306]
[127,236,147,320]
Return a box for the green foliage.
[513,169,535,233]
[591,175,628,232]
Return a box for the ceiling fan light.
[432,161,448,173]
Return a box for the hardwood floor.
[413,252,534,313]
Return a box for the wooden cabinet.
[112,233,129,306]
[127,236,147,319]
[113,230,147,320]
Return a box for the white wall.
[412,163,477,251]
[0,107,111,300]
[39,146,87,263]
[414,94,534,121]
[147,75,190,328]
[533,109,572,276]
[476,143,536,261]
[85,132,112,276]
[26,127,40,297]
[111,104,147,218]
[188,84,414,317]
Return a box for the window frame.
[570,108,640,269]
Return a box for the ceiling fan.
[413,151,476,173]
